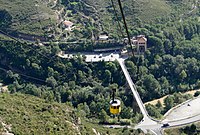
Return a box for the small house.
[98,34,109,41]
[63,20,74,31]
[132,35,147,54]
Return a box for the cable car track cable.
[117,0,134,56]
[110,0,125,38]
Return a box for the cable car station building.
[131,35,147,54]
[94,34,147,55]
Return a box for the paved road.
[85,53,120,62]
[168,114,200,127]
[137,111,200,134]
[164,97,200,122]
[117,58,157,123]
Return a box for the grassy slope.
[144,89,200,106]
[0,34,13,41]
[0,93,131,135]
[131,0,170,22]
[0,93,82,135]
[0,0,57,35]
[78,0,194,37]
[0,0,195,37]
[83,0,171,22]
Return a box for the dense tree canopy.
[0,9,12,28]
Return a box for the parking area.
[58,52,120,62]
[85,53,119,62]
[164,96,200,121]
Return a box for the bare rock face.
[0,119,14,135]
[77,117,82,125]
[92,128,101,135]
[2,133,14,135]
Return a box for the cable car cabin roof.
[110,99,121,106]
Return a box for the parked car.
[161,123,169,128]
[99,54,102,58]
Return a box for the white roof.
[63,20,73,27]
[99,35,108,40]
[110,99,121,106]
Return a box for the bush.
[194,91,200,97]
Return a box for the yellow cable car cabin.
[110,99,121,115]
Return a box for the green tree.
[89,101,96,115]
[179,70,187,81]
[159,76,170,95]
[103,70,112,85]
[126,61,137,79]
[0,9,12,28]
[148,36,165,55]
[77,70,84,82]
[190,124,197,133]
[46,76,57,88]
[121,107,132,119]
[146,104,162,118]
[142,74,161,99]
[6,70,20,82]
[77,102,90,117]
[164,39,172,54]
[155,100,162,109]
[99,109,109,123]
[164,95,174,111]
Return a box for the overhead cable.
[117,0,134,56]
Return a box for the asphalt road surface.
[164,97,200,122]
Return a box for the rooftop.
[63,20,73,27]
[99,35,109,40]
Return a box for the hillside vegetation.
[0,0,57,35]
[61,0,197,40]
[165,123,200,135]
[1,0,197,38]
[0,93,139,135]
[0,93,81,134]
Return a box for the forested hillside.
[0,39,142,121]
[0,93,141,135]
[0,0,198,39]
[0,0,200,134]
[61,0,199,39]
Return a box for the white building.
[98,34,109,41]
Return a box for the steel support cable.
[110,0,125,39]
[117,0,134,56]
